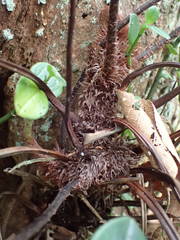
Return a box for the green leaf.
[31,62,66,97]
[128,13,140,45]
[159,70,173,80]
[14,77,49,120]
[166,44,178,55]
[149,25,170,39]
[145,6,160,25]
[91,217,146,240]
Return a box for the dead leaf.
[116,90,180,179]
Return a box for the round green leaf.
[14,76,49,120]
[31,62,66,97]
[145,6,160,25]
[128,13,140,45]
[91,217,146,240]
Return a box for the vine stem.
[0,109,15,124]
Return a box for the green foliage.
[91,217,146,240]
[31,62,66,97]
[127,6,170,66]
[14,62,66,120]
[144,6,160,25]
[166,43,178,55]
[14,77,49,120]
[148,25,170,39]
[128,14,140,46]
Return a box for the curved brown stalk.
[153,86,180,108]
[0,146,69,161]
[130,167,180,202]
[170,130,180,141]
[128,182,180,240]
[120,62,180,90]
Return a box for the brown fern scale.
[38,7,140,190]
[39,139,138,190]
[76,8,130,132]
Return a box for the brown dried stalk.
[120,61,180,90]
[15,180,78,240]
[128,182,180,240]
[153,85,180,108]
[65,0,76,125]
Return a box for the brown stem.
[120,61,180,90]
[117,0,161,31]
[15,180,78,240]
[170,130,180,141]
[63,0,82,150]
[130,167,180,202]
[103,0,119,78]
[153,85,180,108]
[65,0,76,123]
[137,26,180,60]
[128,182,180,240]
[0,146,69,161]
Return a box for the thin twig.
[103,0,119,78]
[78,193,105,223]
[137,27,180,60]
[15,180,78,240]
[117,0,161,31]
[120,62,180,90]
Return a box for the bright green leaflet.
[14,77,49,120]
[127,7,170,66]
[148,25,170,40]
[145,6,160,25]
[166,44,178,55]
[128,13,140,45]
[14,62,66,120]
[91,217,146,240]
[31,62,66,97]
